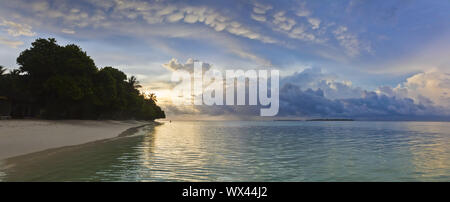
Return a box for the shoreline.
[0,120,152,160]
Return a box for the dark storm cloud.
[278,83,448,120]
[167,68,450,120]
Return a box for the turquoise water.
[1,121,449,181]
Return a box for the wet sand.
[0,120,151,160]
[0,122,160,181]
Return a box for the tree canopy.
[0,38,165,120]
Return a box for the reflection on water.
[0,121,449,181]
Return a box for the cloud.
[333,26,370,57]
[0,19,35,37]
[156,66,447,120]
[377,70,450,108]
[252,2,273,15]
[162,58,194,72]
[281,67,364,100]
[294,2,322,30]
[0,37,24,48]
[31,1,49,12]
[95,1,279,44]
[272,12,296,31]
[263,5,325,44]
[1,0,371,66]
[286,24,317,42]
[307,18,321,30]
[166,12,184,22]
[251,14,266,22]
[278,83,447,120]
[184,14,199,23]
[295,3,312,17]
[277,68,450,119]
[61,29,76,34]
[316,80,364,100]
[1,0,446,80]
[164,67,448,120]
[162,58,211,73]
[155,63,450,120]
[0,18,32,49]
[1,0,277,65]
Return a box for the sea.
[0,121,449,181]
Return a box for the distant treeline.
[0,38,165,120]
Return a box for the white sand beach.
[0,120,149,160]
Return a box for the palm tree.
[127,76,142,89]
[9,69,21,76]
[149,93,157,102]
[0,65,6,76]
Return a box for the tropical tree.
[148,93,157,102]
[128,76,142,89]
[0,65,6,76]
[9,69,21,76]
[5,38,165,120]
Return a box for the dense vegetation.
[0,38,165,120]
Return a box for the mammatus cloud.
[38,0,366,56]
[272,11,297,31]
[333,26,371,57]
[248,1,332,47]
[100,0,278,44]
[252,2,273,15]
[307,18,321,30]
[3,0,275,64]
[251,14,267,22]
[294,3,321,30]
[249,1,326,45]
[1,0,377,64]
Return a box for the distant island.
[273,119,303,121]
[306,119,354,121]
[0,38,165,120]
[274,118,354,121]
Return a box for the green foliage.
[0,38,165,120]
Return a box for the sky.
[0,0,449,120]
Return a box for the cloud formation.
[377,70,450,108]
[333,26,370,57]
[162,58,212,73]
[61,29,76,34]
[0,18,35,48]
[0,0,383,63]
[280,68,450,119]
[0,37,24,48]
[0,19,35,37]
[162,67,450,120]
[0,0,448,120]
[281,67,364,99]
[278,83,446,120]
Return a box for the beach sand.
[0,120,150,160]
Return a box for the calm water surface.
[0,121,449,181]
